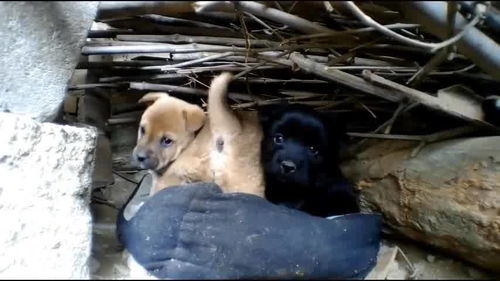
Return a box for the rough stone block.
[0,112,97,278]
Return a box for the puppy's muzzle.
[133,150,158,170]
[280,160,297,174]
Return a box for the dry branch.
[129,82,255,102]
[195,1,332,34]
[116,34,278,47]
[81,44,245,55]
[144,52,237,71]
[289,52,401,102]
[362,70,493,128]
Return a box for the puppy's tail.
[208,72,241,136]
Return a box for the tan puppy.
[132,73,265,197]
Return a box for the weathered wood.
[341,136,500,272]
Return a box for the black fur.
[258,104,359,217]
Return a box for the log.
[340,137,500,272]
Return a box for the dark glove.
[117,182,381,279]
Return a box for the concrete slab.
[0,112,97,278]
[0,1,99,122]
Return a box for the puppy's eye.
[309,146,319,155]
[273,134,284,144]
[139,126,145,135]
[160,137,174,147]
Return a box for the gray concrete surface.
[0,1,99,122]
[0,112,97,278]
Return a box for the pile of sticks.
[73,1,500,146]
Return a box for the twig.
[323,1,334,13]
[406,2,460,87]
[347,132,424,141]
[356,100,377,119]
[342,1,484,53]
[68,83,125,90]
[362,70,489,125]
[410,125,479,157]
[396,247,417,278]
[289,52,402,102]
[107,117,139,125]
[99,73,187,83]
[288,1,299,13]
[82,44,245,55]
[274,1,284,11]
[428,64,476,75]
[91,196,119,210]
[327,66,417,71]
[285,23,420,43]
[141,51,236,71]
[234,78,328,84]
[116,34,278,47]
[352,124,478,142]
[138,14,232,31]
[77,60,168,69]
[422,125,478,143]
[87,29,135,38]
[113,170,139,184]
[232,95,314,109]
[406,48,449,86]
[243,11,285,41]
[129,82,255,102]
[374,102,419,134]
[233,61,268,80]
[233,1,332,34]
[383,102,407,134]
[176,64,287,74]
[233,51,291,80]
[103,17,244,38]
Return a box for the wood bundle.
[74,1,500,137]
[74,1,500,273]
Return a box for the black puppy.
[259,104,359,217]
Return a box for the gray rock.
[0,112,97,278]
[0,1,98,122]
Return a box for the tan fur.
[133,73,265,198]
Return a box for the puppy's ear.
[138,92,169,107]
[182,105,206,133]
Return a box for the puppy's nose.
[280,160,296,174]
[136,153,148,162]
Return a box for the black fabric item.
[117,182,381,280]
